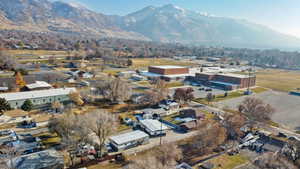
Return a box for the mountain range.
[0,0,299,49]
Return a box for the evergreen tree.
[21,100,33,112]
[0,98,11,113]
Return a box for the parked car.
[205,88,213,92]
[191,82,201,86]
[123,118,133,125]
[17,121,37,129]
[198,87,205,91]
[0,129,13,136]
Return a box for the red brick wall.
[149,67,189,75]
[195,73,256,88]
[195,73,215,81]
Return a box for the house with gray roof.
[109,130,149,151]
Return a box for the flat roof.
[141,71,192,78]
[140,119,168,132]
[150,65,186,69]
[109,130,149,145]
[198,72,254,78]
[218,73,254,78]
[0,88,76,101]
[26,81,52,89]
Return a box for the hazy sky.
[60,0,300,38]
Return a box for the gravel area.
[216,90,300,130]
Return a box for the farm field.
[256,69,300,92]
[7,49,71,57]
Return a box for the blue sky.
[59,0,300,38]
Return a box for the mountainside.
[0,0,149,40]
[121,4,300,49]
[0,1,299,49]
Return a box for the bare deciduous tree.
[48,112,86,166]
[238,97,275,128]
[184,122,226,157]
[173,87,194,104]
[81,110,117,157]
[154,143,182,167]
[223,114,246,140]
[253,152,297,169]
[0,50,17,70]
[125,143,182,169]
[96,77,132,104]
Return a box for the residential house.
[109,130,149,151]
[139,119,168,137]
[23,81,52,91]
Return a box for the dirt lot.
[216,90,300,130]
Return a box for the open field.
[7,49,71,57]
[130,58,196,69]
[256,69,300,92]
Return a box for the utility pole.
[160,116,163,145]
[247,68,251,94]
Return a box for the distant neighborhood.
[1,41,300,169]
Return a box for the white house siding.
[9,95,70,109]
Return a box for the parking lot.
[216,90,300,130]
[170,85,227,99]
